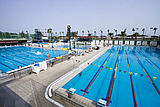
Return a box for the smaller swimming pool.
[0,46,68,73]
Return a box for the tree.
[82,30,84,36]
[94,31,96,36]
[108,33,113,39]
[71,32,78,37]
[100,30,103,40]
[62,32,64,36]
[153,27,158,36]
[55,32,57,36]
[132,28,135,34]
[107,29,109,33]
[120,29,127,40]
[107,29,110,37]
[114,29,117,36]
[77,31,78,35]
[19,31,25,38]
[142,28,145,35]
[133,32,139,39]
[59,32,61,36]
[87,30,90,35]
[150,27,153,36]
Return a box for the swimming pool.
[0,46,68,73]
[63,45,160,107]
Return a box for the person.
[47,53,50,60]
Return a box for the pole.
[67,25,71,50]
[37,30,40,47]
[26,31,30,46]
[50,29,53,48]
[2,32,3,40]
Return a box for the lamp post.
[49,28,54,48]
[67,25,71,50]
[37,30,40,47]
[2,32,3,40]
[26,31,30,46]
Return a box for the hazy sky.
[0,0,159,35]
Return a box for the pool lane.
[128,50,160,107]
[110,48,134,107]
[135,53,160,95]
[82,52,112,96]
[83,47,118,102]
[62,46,160,107]
[63,49,112,96]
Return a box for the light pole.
[2,32,3,40]
[37,30,40,47]
[67,25,71,50]
[49,28,54,48]
[26,31,30,46]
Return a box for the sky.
[0,0,160,36]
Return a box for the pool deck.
[49,46,112,107]
[0,46,111,107]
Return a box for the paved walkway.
[0,47,108,107]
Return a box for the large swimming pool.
[0,46,68,73]
[63,45,160,107]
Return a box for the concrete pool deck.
[47,46,112,107]
[0,46,111,107]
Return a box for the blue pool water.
[63,45,160,107]
[0,46,68,73]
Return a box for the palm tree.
[108,33,114,39]
[55,32,57,36]
[100,30,103,40]
[94,31,96,44]
[107,29,110,37]
[59,32,61,36]
[136,28,139,31]
[114,29,117,36]
[142,28,145,35]
[82,30,84,36]
[62,32,64,36]
[94,31,96,36]
[150,27,153,36]
[121,30,126,40]
[87,30,90,35]
[153,27,158,36]
[132,28,135,34]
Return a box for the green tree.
[142,28,145,35]
[82,30,84,36]
[100,30,103,40]
[132,28,135,34]
[59,32,61,36]
[94,31,96,36]
[55,32,57,36]
[19,31,25,38]
[108,33,113,39]
[121,29,127,40]
[107,29,110,37]
[153,27,158,36]
[87,30,90,35]
[114,29,117,36]
[62,32,64,36]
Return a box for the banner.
[0,41,18,43]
